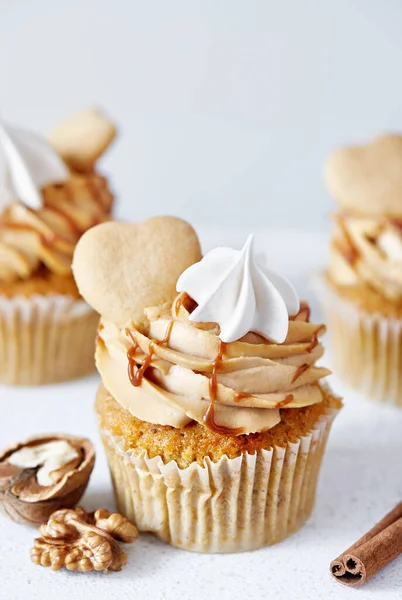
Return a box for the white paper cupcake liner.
[0,294,99,385]
[313,275,402,406]
[99,406,338,553]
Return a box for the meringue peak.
[0,121,68,211]
[176,235,300,343]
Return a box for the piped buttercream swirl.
[0,174,113,282]
[329,213,402,302]
[96,293,329,435]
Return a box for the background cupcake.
[315,134,402,405]
[0,108,116,385]
[73,216,341,553]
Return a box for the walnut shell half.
[0,434,95,525]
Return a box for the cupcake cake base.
[96,384,341,553]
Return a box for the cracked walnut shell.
[31,507,138,572]
[0,434,95,525]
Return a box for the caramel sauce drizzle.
[126,329,140,386]
[173,292,198,317]
[291,363,309,384]
[316,324,326,337]
[40,232,61,248]
[0,221,59,249]
[233,391,252,403]
[307,336,318,353]
[0,178,108,254]
[290,301,311,322]
[41,195,103,242]
[86,176,108,210]
[126,321,174,387]
[389,217,402,234]
[299,301,311,322]
[203,340,244,436]
[43,205,84,238]
[275,394,294,409]
[0,222,33,232]
[335,215,359,266]
[45,200,102,238]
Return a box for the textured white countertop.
[1,228,402,600]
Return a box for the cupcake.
[0,108,116,385]
[316,134,402,405]
[72,217,341,553]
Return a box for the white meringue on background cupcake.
[0,108,116,385]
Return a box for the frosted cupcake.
[316,134,402,405]
[0,108,116,384]
[73,217,341,553]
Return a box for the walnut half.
[31,507,138,573]
[0,434,95,525]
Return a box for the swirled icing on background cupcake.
[326,134,402,303]
[0,109,115,283]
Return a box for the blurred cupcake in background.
[315,134,402,405]
[73,217,341,553]
[0,108,116,385]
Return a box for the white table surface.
[1,228,402,600]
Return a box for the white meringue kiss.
[0,122,68,211]
[176,235,299,343]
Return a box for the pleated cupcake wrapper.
[99,406,337,553]
[0,294,99,385]
[314,275,402,406]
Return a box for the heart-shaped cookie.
[325,134,402,216]
[72,217,202,325]
[47,108,116,173]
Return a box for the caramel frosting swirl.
[96,293,329,435]
[0,173,113,283]
[329,213,402,302]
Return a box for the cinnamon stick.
[330,501,402,587]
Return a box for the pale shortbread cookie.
[72,217,202,325]
[48,108,116,172]
[325,134,402,216]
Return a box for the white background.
[1,0,402,231]
[1,3,402,598]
